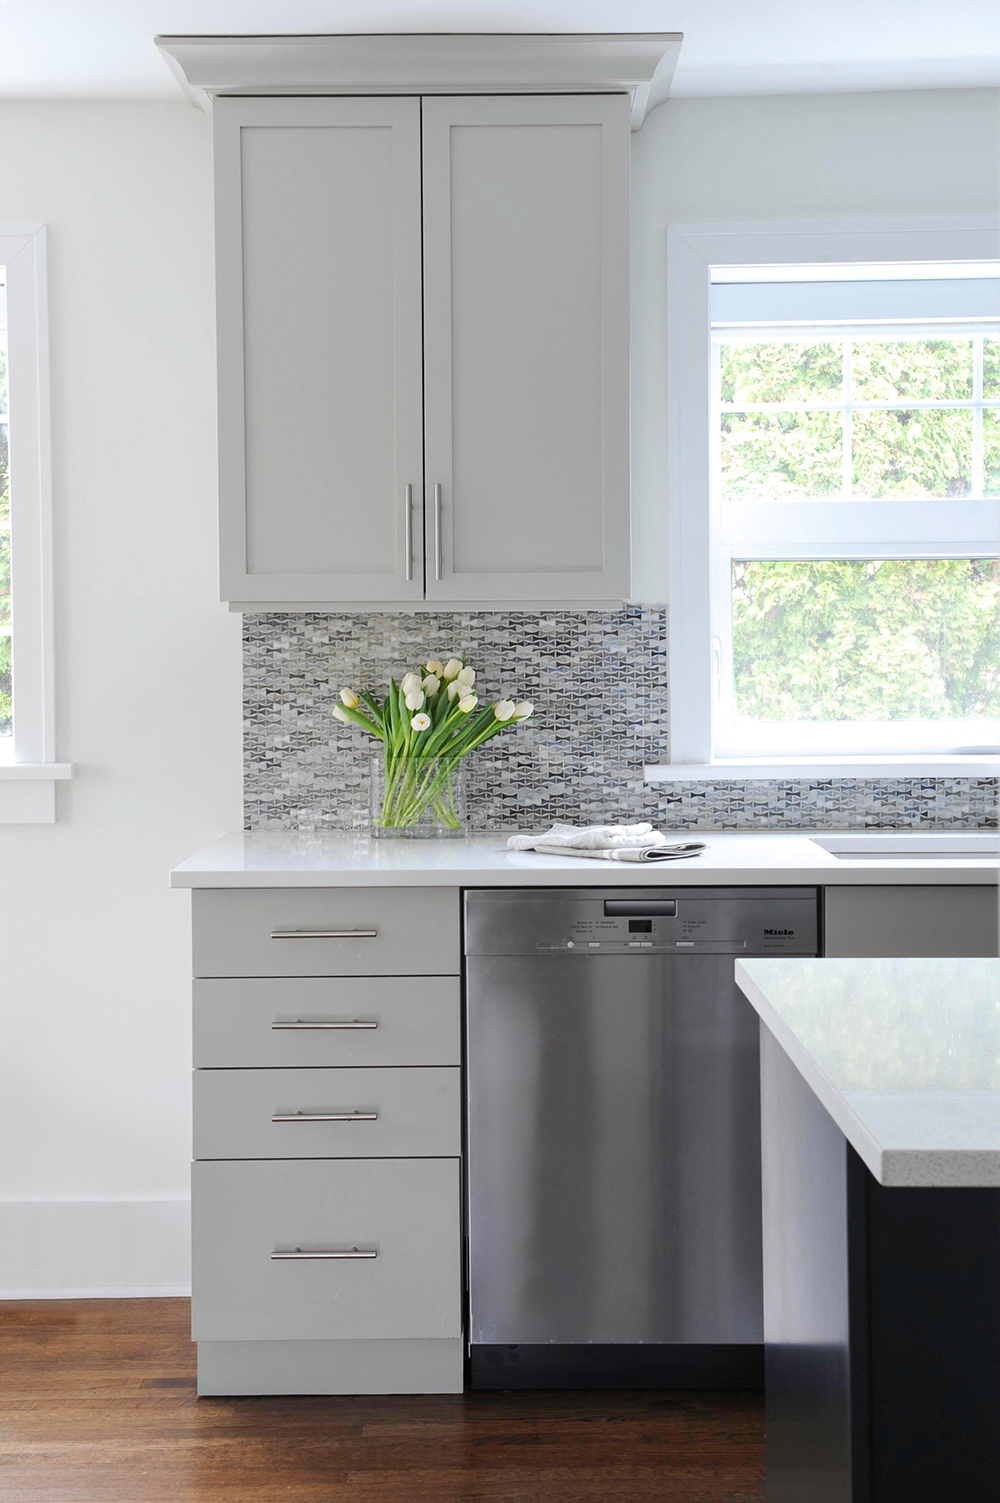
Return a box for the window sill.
[644,756,999,782]
[0,763,74,823]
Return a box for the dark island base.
[470,1343,764,1391]
[761,1023,1000,1503]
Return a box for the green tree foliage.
[720,340,842,403]
[721,411,843,498]
[852,409,971,498]
[733,559,1000,722]
[0,632,10,739]
[984,408,1000,497]
[0,344,11,735]
[852,338,971,400]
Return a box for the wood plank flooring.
[0,1300,764,1501]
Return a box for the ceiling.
[0,0,997,101]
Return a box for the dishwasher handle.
[603,899,677,917]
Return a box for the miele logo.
[764,928,794,936]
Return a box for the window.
[0,226,69,821]
[663,221,1000,774]
[0,272,9,743]
[714,295,1000,756]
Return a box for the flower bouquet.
[333,657,534,837]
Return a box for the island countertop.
[170,830,998,889]
[736,956,1000,1187]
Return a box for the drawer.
[194,1066,460,1159]
[192,887,460,978]
[193,977,460,1068]
[191,1158,461,1341]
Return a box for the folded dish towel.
[507,822,706,863]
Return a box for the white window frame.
[0,226,71,821]
[655,216,1000,781]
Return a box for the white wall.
[631,87,1000,601]
[0,89,996,1294]
[0,103,242,1294]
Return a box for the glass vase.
[369,751,468,839]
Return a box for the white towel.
[507,822,706,863]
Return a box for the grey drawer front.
[193,977,461,1067]
[194,1066,460,1160]
[192,888,460,978]
[191,1158,462,1341]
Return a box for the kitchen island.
[736,957,1000,1502]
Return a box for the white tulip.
[493,699,516,722]
[513,701,534,720]
[458,693,478,713]
[332,705,352,724]
[421,674,441,695]
[404,688,425,711]
[425,659,445,676]
[400,672,422,694]
[410,712,431,732]
[339,687,359,709]
[457,665,476,687]
[447,680,463,701]
[442,658,463,681]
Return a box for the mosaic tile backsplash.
[244,608,997,832]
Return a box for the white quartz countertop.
[736,957,1000,1187]
[170,830,998,889]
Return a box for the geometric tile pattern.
[244,608,997,832]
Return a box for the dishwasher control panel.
[465,888,819,956]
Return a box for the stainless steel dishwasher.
[465,886,819,1389]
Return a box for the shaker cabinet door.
[215,97,425,604]
[421,94,631,604]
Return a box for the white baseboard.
[0,1199,191,1298]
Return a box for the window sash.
[714,329,998,506]
[711,319,1000,758]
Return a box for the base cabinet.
[824,885,999,958]
[190,887,463,1395]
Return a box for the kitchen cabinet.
[190,886,464,1396]
[824,885,999,958]
[213,92,630,608]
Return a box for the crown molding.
[154,32,682,129]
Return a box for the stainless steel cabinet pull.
[271,1246,378,1261]
[270,929,378,940]
[433,483,443,582]
[404,482,413,582]
[271,1019,379,1031]
[271,1110,379,1123]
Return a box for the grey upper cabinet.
[214,97,425,604]
[215,92,631,608]
[421,95,631,604]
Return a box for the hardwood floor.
[0,1300,764,1501]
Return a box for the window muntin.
[711,298,1000,758]
[720,333,995,505]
